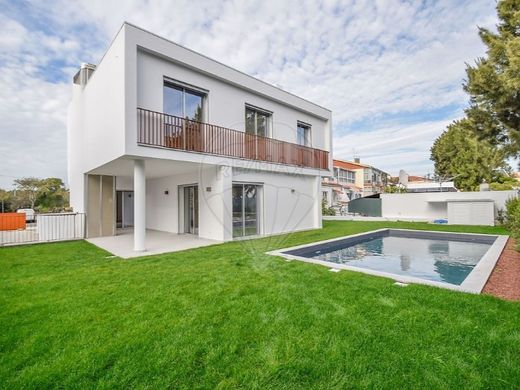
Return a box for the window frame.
[245,104,272,138]
[296,121,312,147]
[163,78,208,122]
[232,182,263,238]
[335,167,355,184]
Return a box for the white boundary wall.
[381,191,517,222]
[38,213,86,241]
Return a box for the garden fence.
[0,212,86,246]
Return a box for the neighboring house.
[322,161,362,207]
[396,170,457,193]
[359,160,389,196]
[322,159,388,206]
[68,23,332,252]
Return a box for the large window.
[334,168,355,183]
[296,122,311,146]
[164,82,204,121]
[232,184,260,238]
[364,169,371,183]
[245,106,270,137]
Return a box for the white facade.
[68,23,332,251]
[381,191,516,225]
[447,200,495,226]
[406,181,456,192]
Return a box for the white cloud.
[0,16,28,49]
[0,0,498,188]
[333,118,456,176]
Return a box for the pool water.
[288,231,495,286]
[313,236,491,285]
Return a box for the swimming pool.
[268,229,508,293]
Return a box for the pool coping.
[266,229,509,294]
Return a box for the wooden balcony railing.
[137,108,329,170]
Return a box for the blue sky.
[0,0,498,188]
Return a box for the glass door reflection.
[232,184,259,238]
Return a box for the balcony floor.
[87,228,222,259]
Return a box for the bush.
[504,197,520,244]
[384,185,407,193]
[490,181,516,191]
[322,198,336,216]
[496,208,506,225]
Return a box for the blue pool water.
[286,231,495,286]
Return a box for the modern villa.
[68,22,332,253]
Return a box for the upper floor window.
[364,169,371,183]
[245,106,271,137]
[297,122,311,146]
[334,167,355,183]
[164,82,205,121]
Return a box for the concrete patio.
[87,229,222,258]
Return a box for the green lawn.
[1,221,519,388]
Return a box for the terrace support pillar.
[134,159,146,252]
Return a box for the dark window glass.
[232,184,259,237]
[185,90,203,121]
[244,185,257,236]
[232,185,243,238]
[163,84,183,117]
[256,113,267,137]
[245,108,256,135]
[245,106,270,137]
[297,123,311,146]
[164,83,204,121]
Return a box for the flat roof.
[124,22,331,115]
[427,199,494,203]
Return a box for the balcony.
[137,108,329,170]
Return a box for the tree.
[10,177,70,211]
[384,184,406,193]
[464,0,520,156]
[13,177,41,209]
[431,119,509,191]
[321,198,335,216]
[36,178,69,211]
[490,180,517,190]
[0,189,11,213]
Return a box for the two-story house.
[321,159,388,207]
[322,160,362,207]
[68,23,332,253]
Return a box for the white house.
[68,23,332,253]
[397,170,457,193]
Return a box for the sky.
[0,0,499,189]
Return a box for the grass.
[1,220,519,388]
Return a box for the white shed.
[446,199,495,226]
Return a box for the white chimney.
[398,169,409,187]
[73,63,96,86]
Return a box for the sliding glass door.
[183,185,199,235]
[232,184,260,238]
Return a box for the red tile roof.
[408,175,430,182]
[333,159,365,170]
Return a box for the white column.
[134,159,146,251]
[314,175,322,229]
[220,166,233,241]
